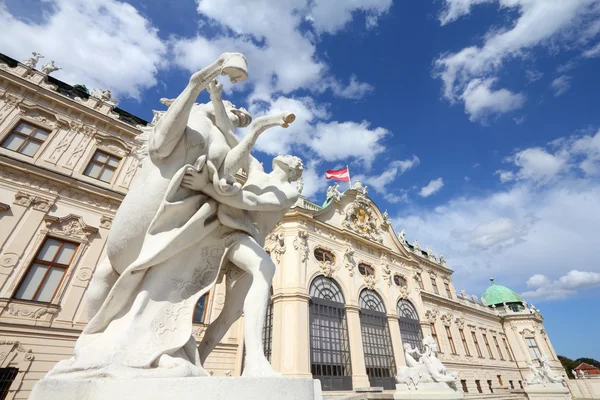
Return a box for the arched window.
[397,299,423,351]
[358,263,375,277]
[393,275,407,287]
[309,276,352,391]
[263,287,274,361]
[193,293,209,324]
[314,248,335,263]
[359,289,396,390]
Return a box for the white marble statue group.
[43,53,302,380]
[525,355,565,385]
[396,335,459,390]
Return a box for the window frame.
[13,237,79,303]
[0,117,56,163]
[430,323,442,353]
[525,337,542,361]
[358,262,375,277]
[493,336,504,360]
[471,331,483,358]
[0,120,51,157]
[313,247,335,264]
[192,293,210,324]
[83,149,122,184]
[415,273,424,289]
[445,325,458,355]
[475,380,482,394]
[444,281,452,298]
[502,337,514,361]
[482,333,494,359]
[459,328,471,356]
[393,274,407,287]
[430,276,439,295]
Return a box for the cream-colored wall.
[567,379,600,399]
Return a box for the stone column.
[346,305,369,388]
[272,292,312,378]
[387,314,406,370]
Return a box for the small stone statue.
[398,229,406,243]
[351,180,368,194]
[40,60,60,75]
[150,110,164,126]
[92,88,118,105]
[326,183,342,201]
[439,253,447,266]
[296,176,304,194]
[572,369,577,379]
[481,297,488,306]
[23,52,44,68]
[460,289,467,298]
[159,97,175,107]
[382,210,391,225]
[471,294,478,303]
[412,239,420,251]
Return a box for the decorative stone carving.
[398,286,410,300]
[295,176,304,195]
[94,137,130,157]
[525,355,565,385]
[425,247,436,261]
[343,247,356,276]
[17,104,62,129]
[13,191,33,207]
[0,92,22,120]
[293,230,309,263]
[318,260,339,278]
[325,183,342,201]
[382,210,391,225]
[381,262,392,286]
[440,313,453,326]
[363,274,378,290]
[32,197,54,212]
[121,158,140,189]
[471,294,478,303]
[481,297,488,306]
[160,98,175,107]
[439,253,447,266]
[412,240,420,252]
[7,303,58,319]
[395,335,459,390]
[425,309,439,323]
[342,192,382,243]
[351,180,368,194]
[0,253,19,269]
[92,88,119,106]
[23,52,44,68]
[460,289,467,299]
[455,318,465,329]
[76,267,94,282]
[398,229,406,243]
[44,214,98,241]
[100,216,113,229]
[40,60,60,75]
[268,232,286,264]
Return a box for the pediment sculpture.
[525,355,565,385]
[342,193,383,243]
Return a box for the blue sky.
[2,0,599,360]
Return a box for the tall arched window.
[309,276,352,391]
[397,299,423,351]
[359,289,396,390]
[263,287,274,361]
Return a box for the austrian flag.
[325,167,350,182]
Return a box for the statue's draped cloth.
[49,155,247,379]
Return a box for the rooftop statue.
[525,355,565,385]
[23,52,44,68]
[36,52,301,381]
[40,60,61,75]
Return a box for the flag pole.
[347,164,352,190]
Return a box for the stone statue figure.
[23,52,44,68]
[40,60,60,75]
[398,229,406,242]
[92,88,119,105]
[572,369,577,379]
[326,183,341,200]
[396,335,458,389]
[40,52,300,380]
[525,356,564,385]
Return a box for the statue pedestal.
[393,382,464,400]
[524,382,571,400]
[30,376,323,400]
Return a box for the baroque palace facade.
[0,52,569,399]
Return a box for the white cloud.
[523,270,600,300]
[461,78,526,122]
[583,42,600,57]
[435,0,600,122]
[171,0,384,101]
[299,160,328,199]
[393,129,600,299]
[551,75,572,97]
[419,178,444,197]
[353,156,420,200]
[0,0,167,99]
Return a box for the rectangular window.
[192,293,209,323]
[1,121,50,157]
[416,274,424,289]
[460,380,468,393]
[493,336,504,360]
[431,323,441,352]
[430,277,439,294]
[84,150,121,183]
[488,380,494,393]
[14,238,78,302]
[471,331,483,357]
[445,326,457,354]
[444,282,452,298]
[475,380,482,393]
[459,329,471,356]
[483,333,494,359]
[497,375,503,386]
[509,380,514,389]
[519,381,523,389]
[526,337,542,361]
[502,337,514,361]
[0,367,19,399]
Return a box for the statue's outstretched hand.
[182,167,209,191]
[208,79,223,100]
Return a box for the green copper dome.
[481,278,524,306]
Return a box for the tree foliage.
[558,355,600,378]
